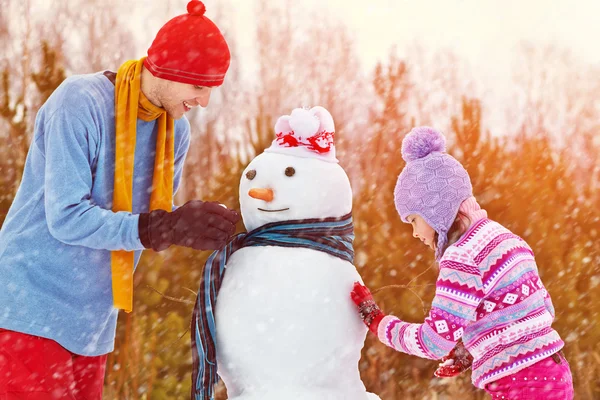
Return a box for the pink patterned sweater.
[377,218,564,388]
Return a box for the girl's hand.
[351,282,384,334]
[434,340,474,378]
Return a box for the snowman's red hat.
[264,106,338,163]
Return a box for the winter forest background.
[1,0,599,399]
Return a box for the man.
[0,1,239,398]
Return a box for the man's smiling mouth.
[258,208,290,212]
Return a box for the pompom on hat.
[401,126,447,162]
[144,0,230,87]
[394,127,473,260]
[265,106,338,163]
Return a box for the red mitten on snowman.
[434,340,474,378]
[350,282,384,334]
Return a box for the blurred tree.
[31,41,67,107]
[0,0,32,194]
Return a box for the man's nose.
[196,88,213,107]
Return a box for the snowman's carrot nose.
[248,188,274,202]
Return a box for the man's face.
[154,79,214,119]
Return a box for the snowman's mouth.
[258,207,290,212]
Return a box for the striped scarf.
[190,213,354,400]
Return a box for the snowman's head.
[239,106,352,232]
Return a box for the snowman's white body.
[213,107,380,400]
[216,247,374,400]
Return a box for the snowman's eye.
[285,167,295,177]
[246,170,256,180]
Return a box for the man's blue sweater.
[0,72,190,355]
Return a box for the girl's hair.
[433,210,471,256]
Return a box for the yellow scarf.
[111,57,175,312]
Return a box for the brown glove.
[139,200,240,252]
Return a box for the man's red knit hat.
[144,0,230,87]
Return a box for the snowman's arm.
[376,250,484,360]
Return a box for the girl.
[351,127,573,399]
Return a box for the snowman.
[191,106,380,400]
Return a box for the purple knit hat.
[394,127,473,260]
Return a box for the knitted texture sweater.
[377,218,564,388]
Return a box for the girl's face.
[407,214,436,251]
